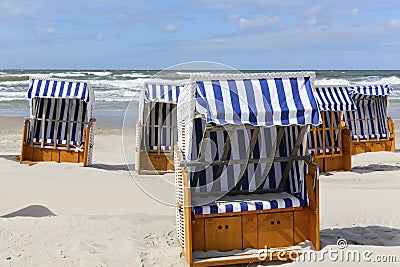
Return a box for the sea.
[1,70,400,120]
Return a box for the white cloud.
[164,22,180,32]
[238,15,280,31]
[350,8,360,15]
[227,14,239,21]
[388,19,400,27]
[39,27,56,35]
[96,33,105,41]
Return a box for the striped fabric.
[346,97,389,140]
[195,77,321,126]
[27,98,88,146]
[145,102,177,151]
[193,192,305,215]
[349,85,392,97]
[314,86,355,111]
[308,111,342,155]
[145,83,181,103]
[28,78,91,103]
[189,118,307,197]
[345,84,392,140]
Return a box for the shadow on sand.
[352,164,400,174]
[2,205,56,218]
[321,225,400,247]
[90,163,134,172]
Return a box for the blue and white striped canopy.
[194,75,321,126]
[314,86,356,111]
[349,85,392,97]
[145,83,181,103]
[28,77,91,103]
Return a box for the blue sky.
[1,0,400,70]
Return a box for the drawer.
[205,216,242,251]
[258,212,294,248]
[140,154,167,170]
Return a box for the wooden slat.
[232,127,260,194]
[211,131,232,192]
[66,99,73,150]
[40,98,47,148]
[191,128,211,187]
[53,99,60,149]
[278,125,309,189]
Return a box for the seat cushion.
[352,133,388,140]
[310,147,340,155]
[192,192,306,215]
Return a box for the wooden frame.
[346,96,395,155]
[175,124,320,266]
[308,110,352,172]
[20,117,96,166]
[136,102,177,175]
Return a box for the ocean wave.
[49,72,87,78]
[90,78,145,91]
[352,76,400,85]
[85,71,113,77]
[114,73,150,78]
[315,78,351,86]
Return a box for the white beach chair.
[344,85,395,154]
[20,77,95,166]
[175,72,321,266]
[136,79,187,174]
[307,86,355,172]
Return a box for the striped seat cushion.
[310,147,340,155]
[192,192,306,215]
[147,145,173,151]
[352,133,388,140]
[30,138,84,146]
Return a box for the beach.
[0,114,399,266]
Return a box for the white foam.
[114,73,150,78]
[353,76,400,85]
[50,72,87,78]
[315,78,351,86]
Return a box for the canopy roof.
[349,85,392,97]
[27,77,92,103]
[314,85,356,111]
[144,79,187,103]
[190,72,321,127]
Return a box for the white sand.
[0,116,399,266]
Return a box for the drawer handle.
[218,225,222,230]
[225,225,229,229]
[270,221,274,225]
[277,220,281,225]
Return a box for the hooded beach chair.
[136,79,187,174]
[20,77,95,166]
[344,85,395,155]
[307,86,355,172]
[175,72,321,266]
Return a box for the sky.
[1,0,400,70]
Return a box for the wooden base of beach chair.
[311,128,352,172]
[179,163,320,267]
[137,151,174,175]
[20,118,94,167]
[21,144,86,164]
[351,118,395,155]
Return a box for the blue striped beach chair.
[136,79,187,174]
[344,85,395,154]
[174,72,321,266]
[20,77,95,166]
[307,86,355,172]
